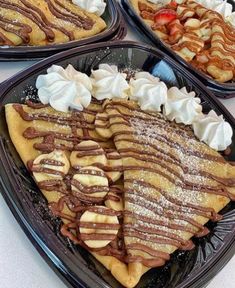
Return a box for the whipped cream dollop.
[163,87,202,125]
[91,64,129,100]
[36,64,92,112]
[193,110,233,151]
[72,0,106,16]
[195,0,235,25]
[130,72,168,112]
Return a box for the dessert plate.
[0,41,235,288]
[121,0,235,99]
[0,0,124,60]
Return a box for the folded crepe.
[5,98,235,288]
[0,0,106,46]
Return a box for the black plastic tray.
[0,0,125,60]
[0,41,235,288]
[121,0,235,99]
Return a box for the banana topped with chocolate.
[0,0,106,46]
[5,64,235,288]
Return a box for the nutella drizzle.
[14,97,235,269]
[0,0,94,45]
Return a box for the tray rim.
[0,40,235,288]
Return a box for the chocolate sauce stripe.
[124,223,190,246]
[71,180,109,194]
[24,127,104,145]
[124,211,197,234]
[125,195,205,231]
[0,19,30,43]
[80,222,120,230]
[75,144,101,151]
[119,149,234,188]
[125,230,181,248]
[113,130,225,163]
[125,188,213,220]
[106,108,193,138]
[31,165,65,176]
[123,165,227,195]
[125,243,170,259]
[20,0,74,40]
[80,233,116,241]
[72,189,104,203]
[87,206,122,216]
[125,179,218,218]
[52,0,94,28]
[74,169,106,177]
[0,0,55,41]
[125,255,166,268]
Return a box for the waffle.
[132,0,235,83]
[5,98,235,288]
[0,0,106,46]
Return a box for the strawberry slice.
[154,9,177,26]
[168,1,178,9]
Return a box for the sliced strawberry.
[168,19,184,35]
[168,1,178,9]
[154,9,177,26]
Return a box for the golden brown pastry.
[0,0,106,46]
[5,98,235,288]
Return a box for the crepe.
[5,99,235,288]
[131,0,235,82]
[0,0,106,46]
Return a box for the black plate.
[121,0,235,99]
[0,41,235,288]
[0,0,124,60]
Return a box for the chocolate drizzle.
[0,0,96,46]
[12,98,235,269]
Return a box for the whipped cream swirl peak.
[36,64,92,112]
[91,64,129,100]
[163,87,202,125]
[129,71,168,112]
[193,110,233,151]
[72,0,106,16]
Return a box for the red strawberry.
[168,19,184,35]
[168,1,178,9]
[154,9,177,26]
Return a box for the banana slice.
[70,140,107,169]
[79,206,119,248]
[105,184,123,211]
[105,150,123,183]
[95,111,113,139]
[32,150,70,183]
[71,166,109,201]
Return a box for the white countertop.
[0,27,235,288]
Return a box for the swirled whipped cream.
[72,0,106,16]
[129,72,168,112]
[195,0,235,24]
[36,64,92,112]
[91,64,129,100]
[193,110,233,151]
[163,87,202,125]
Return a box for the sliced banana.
[79,206,119,248]
[105,184,123,211]
[105,150,123,183]
[95,111,113,139]
[71,166,109,200]
[70,140,107,169]
[32,150,70,183]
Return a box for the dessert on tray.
[5,64,235,288]
[131,0,235,83]
[0,0,107,46]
